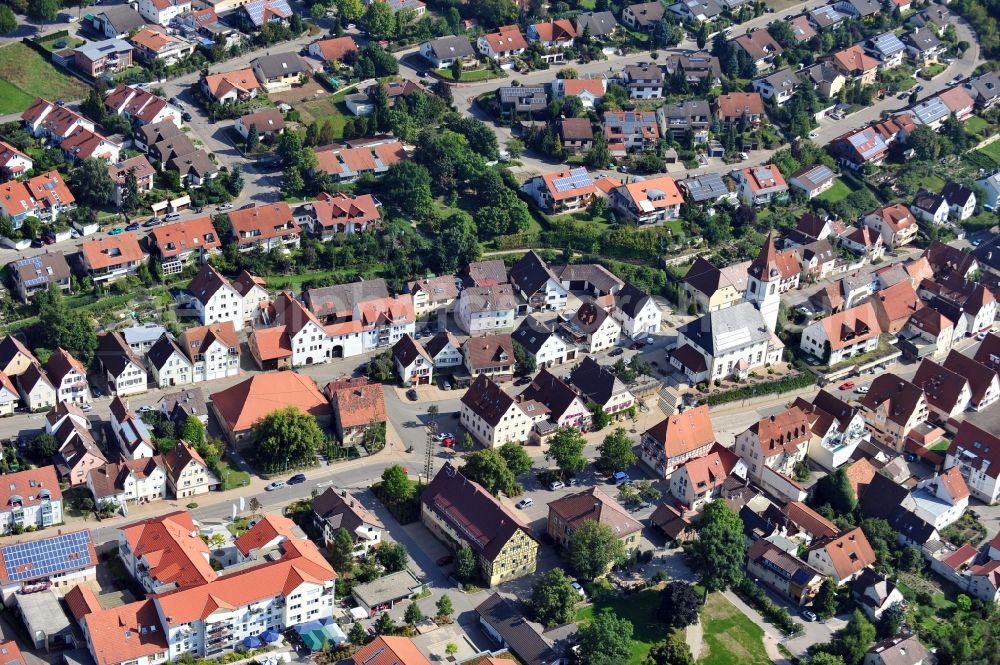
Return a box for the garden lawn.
[817,179,853,204]
[0,43,89,113]
[978,139,1000,166]
[965,115,990,138]
[918,173,946,193]
[698,593,771,665]
[574,587,663,664]
[294,97,349,137]
[216,460,250,491]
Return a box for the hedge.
[734,576,802,636]
[702,372,815,406]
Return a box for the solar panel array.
[1,531,94,583]
[552,168,591,193]
[244,0,291,25]
[15,256,51,289]
[806,164,834,184]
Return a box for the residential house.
[715,92,765,126]
[21,98,94,141]
[806,62,847,99]
[312,487,383,557]
[150,217,221,275]
[162,440,217,498]
[747,539,823,604]
[512,317,573,368]
[0,530,96,601]
[733,164,789,206]
[864,204,918,248]
[109,397,156,460]
[734,29,783,70]
[752,68,801,103]
[227,203,301,253]
[250,53,310,93]
[91,5,147,39]
[211,372,332,446]
[0,335,36,378]
[562,302,621,353]
[303,191,380,241]
[201,68,262,103]
[477,25,527,62]
[8,253,71,303]
[941,182,977,220]
[640,404,716,479]
[669,0,723,22]
[865,31,906,68]
[477,595,559,665]
[87,457,166,508]
[419,36,476,69]
[609,176,682,225]
[327,378,386,445]
[45,348,89,405]
[807,528,877,584]
[573,11,618,39]
[559,118,594,154]
[603,111,660,152]
[835,0,880,18]
[800,302,881,365]
[422,463,538,586]
[406,276,458,318]
[900,305,956,359]
[964,71,1000,109]
[622,1,664,30]
[179,322,239,382]
[517,369,590,431]
[863,635,929,665]
[138,0,190,25]
[0,141,32,180]
[942,350,999,411]
[460,375,533,448]
[423,332,463,369]
[136,119,180,153]
[789,164,836,199]
[656,100,711,143]
[939,86,975,120]
[612,282,661,339]
[901,466,970,530]
[237,0,292,28]
[669,444,747,510]
[234,108,285,140]
[186,263,245,331]
[567,356,635,418]
[547,488,642,553]
[313,139,406,182]
[494,86,546,118]
[96,332,148,397]
[526,19,576,47]
[833,127,889,170]
[71,39,134,77]
[0,466,62,532]
[853,569,906,621]
[622,63,663,99]
[392,335,433,386]
[858,373,929,451]
[663,50,721,85]
[904,28,944,66]
[795,390,868,471]
[831,46,880,85]
[108,156,155,208]
[552,263,623,297]
[17,362,56,410]
[923,240,980,280]
[79,233,148,285]
[146,334,193,389]
[0,373,18,416]
[945,421,1000,504]
[463,335,516,381]
[912,190,950,225]
[345,638,430,665]
[60,127,121,164]
[736,406,812,486]
[870,281,923,334]
[308,36,358,64]
[509,251,568,312]
[679,256,748,314]
[912,357,971,421]
[116,511,216,594]
[455,285,518,335]
[129,28,195,65]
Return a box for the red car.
[441,437,455,447]
[839,381,856,391]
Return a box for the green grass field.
[698,594,771,665]
[295,96,349,138]
[918,173,947,193]
[965,115,990,138]
[0,43,89,114]
[575,587,664,664]
[216,460,251,491]
[817,179,853,204]
[978,139,1000,165]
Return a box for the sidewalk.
[721,590,792,665]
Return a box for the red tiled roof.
[81,232,145,271]
[644,404,715,459]
[120,510,217,590]
[211,372,331,433]
[151,216,220,259]
[82,600,167,665]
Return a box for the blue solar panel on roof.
[1,531,94,583]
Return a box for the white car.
[66,15,78,22]
[739,152,749,160]
[265,481,285,491]
[516,498,534,509]
[549,480,565,490]
[217,203,234,211]
[855,384,870,395]
[571,581,586,597]
[978,331,989,340]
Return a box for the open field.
[978,139,1000,165]
[698,594,771,665]
[295,96,349,137]
[575,586,663,664]
[0,43,89,114]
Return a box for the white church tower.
[745,232,782,333]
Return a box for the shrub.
[186,502,198,509]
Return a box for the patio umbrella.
[260,629,280,643]
[243,636,263,649]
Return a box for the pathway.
[721,590,792,665]
[685,620,703,660]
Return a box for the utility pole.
[424,419,436,484]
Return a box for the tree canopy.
[688,501,745,592]
[36,287,97,365]
[546,426,588,477]
[810,467,857,514]
[253,407,325,471]
[380,465,412,504]
[596,428,637,473]
[569,520,626,581]
[656,581,700,629]
[578,610,634,665]
[530,569,578,627]
[461,448,520,496]
[644,635,694,665]
[498,442,533,477]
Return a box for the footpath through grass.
[0,43,89,114]
[698,593,771,665]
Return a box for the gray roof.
[575,11,618,37]
[94,5,147,33]
[568,356,628,406]
[305,278,390,318]
[10,252,70,291]
[809,5,846,27]
[510,251,559,297]
[476,594,558,665]
[677,302,771,356]
[671,0,723,17]
[122,323,168,347]
[352,569,423,608]
[906,28,941,51]
[908,97,949,125]
[424,36,475,60]
[865,634,929,665]
[74,38,133,61]
[513,316,558,355]
[842,0,879,16]
[756,68,800,92]
[497,86,546,103]
[159,386,208,422]
[615,282,653,319]
[965,72,1000,103]
[868,31,905,57]
[252,52,310,79]
[146,333,187,371]
[790,163,834,191]
[681,172,729,202]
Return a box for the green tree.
[877,602,904,638]
[530,569,578,627]
[814,578,838,619]
[252,406,325,470]
[363,0,395,39]
[0,7,17,35]
[688,501,745,592]
[810,468,857,514]
[28,0,59,20]
[450,58,463,81]
[596,428,636,474]
[381,162,434,219]
[512,340,536,376]
[569,520,626,581]
[71,158,115,207]
[380,465,412,504]
[29,432,59,461]
[435,594,453,619]
[833,610,876,665]
[454,543,477,582]
[36,286,97,365]
[336,0,363,22]
[586,133,612,169]
[375,541,409,572]
[404,601,424,625]
[182,416,205,448]
[578,610,633,665]
[436,211,480,274]
[349,621,368,646]
[546,427,587,478]
[588,403,611,431]
[767,19,795,47]
[656,581,700,628]
[806,655,845,665]
[245,123,260,153]
[644,635,694,665]
[374,611,396,635]
[248,497,262,519]
[461,448,519,495]
[908,125,941,161]
[329,527,356,574]
[120,167,140,214]
[498,442,533,478]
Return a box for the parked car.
[436,554,453,566]
[288,473,307,485]
[609,348,624,356]
[406,389,418,401]
[612,471,630,485]
[549,480,565,490]
[165,212,181,222]
[739,152,749,160]
[855,384,870,394]
[30,239,43,248]
[516,498,534,509]
[125,223,140,231]
[218,203,234,211]
[514,376,532,386]
[108,227,124,235]
[801,610,818,622]
[169,96,182,106]
[571,581,586,597]
[440,380,452,390]
[978,330,989,340]
[441,437,455,447]
[142,218,162,227]
[265,481,285,491]
[181,111,193,122]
